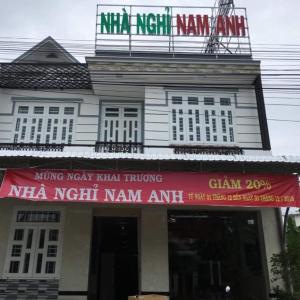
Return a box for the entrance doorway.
[88,217,139,300]
[168,211,267,300]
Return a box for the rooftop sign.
[99,10,246,37]
[96,4,251,55]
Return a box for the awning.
[1,149,300,163]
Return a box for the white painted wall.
[0,201,282,298]
[0,201,14,277]
[140,207,169,293]
[260,208,284,290]
[0,201,92,300]
[59,205,93,300]
[0,84,264,152]
[143,86,263,152]
[0,89,99,145]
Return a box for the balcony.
[173,145,243,155]
[0,143,243,156]
[0,143,64,152]
[95,142,144,154]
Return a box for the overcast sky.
[0,0,299,156]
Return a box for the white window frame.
[3,207,64,279]
[168,91,237,146]
[100,103,142,143]
[12,102,78,144]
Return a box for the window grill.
[170,92,236,145]
[5,209,63,279]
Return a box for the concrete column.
[59,205,93,300]
[0,203,13,277]
[260,208,284,290]
[140,207,169,293]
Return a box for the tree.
[271,216,300,299]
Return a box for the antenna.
[205,0,235,54]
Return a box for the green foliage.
[272,286,300,300]
[271,217,300,299]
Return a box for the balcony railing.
[173,145,243,155]
[0,142,243,156]
[95,142,144,154]
[0,143,65,152]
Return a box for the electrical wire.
[1,38,300,125]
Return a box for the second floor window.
[169,92,235,145]
[13,103,77,144]
[101,104,142,144]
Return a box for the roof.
[1,148,300,173]
[0,149,299,164]
[0,37,92,89]
[0,63,92,89]
[13,36,79,64]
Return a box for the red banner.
[0,169,299,207]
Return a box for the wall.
[0,57,262,153]
[140,207,169,293]
[144,87,170,151]
[0,201,93,300]
[0,201,14,277]
[58,205,93,300]
[260,207,284,291]
[0,89,99,145]
[144,86,262,152]
[0,200,283,300]
[0,85,263,152]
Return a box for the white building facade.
[0,5,299,300]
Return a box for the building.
[0,4,300,300]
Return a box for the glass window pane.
[34,107,44,114]
[9,261,20,273]
[220,98,231,106]
[49,230,59,241]
[36,253,43,273]
[11,245,22,257]
[204,97,214,105]
[45,261,56,274]
[23,253,30,274]
[124,108,138,117]
[14,229,24,241]
[64,107,75,115]
[49,107,59,114]
[26,229,33,249]
[16,211,60,223]
[18,106,29,114]
[15,118,21,131]
[39,230,45,249]
[188,97,198,105]
[168,211,265,300]
[172,96,182,105]
[47,245,57,257]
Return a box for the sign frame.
[95,4,252,55]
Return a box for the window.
[220,98,231,106]
[204,97,215,106]
[13,103,77,144]
[101,104,142,143]
[169,92,235,145]
[172,96,183,105]
[4,209,63,279]
[188,97,199,105]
